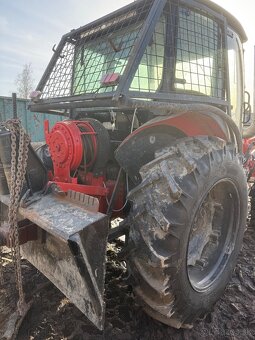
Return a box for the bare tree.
[16,63,34,99]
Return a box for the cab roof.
[201,0,247,42]
[67,0,247,43]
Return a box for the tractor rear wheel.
[126,136,247,328]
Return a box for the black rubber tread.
[126,136,248,329]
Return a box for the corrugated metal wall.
[0,96,64,142]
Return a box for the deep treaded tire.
[126,136,247,328]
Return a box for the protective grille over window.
[174,6,225,98]
[73,23,142,95]
[130,15,166,92]
[40,0,154,99]
[130,2,225,98]
[39,0,225,102]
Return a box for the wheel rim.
[187,179,240,292]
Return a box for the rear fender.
[115,112,229,184]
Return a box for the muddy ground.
[1,205,255,340]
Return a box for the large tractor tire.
[126,136,247,328]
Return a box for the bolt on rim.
[187,179,240,292]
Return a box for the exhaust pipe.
[243,46,255,139]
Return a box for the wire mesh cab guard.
[30,0,237,113]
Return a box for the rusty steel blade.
[0,193,109,330]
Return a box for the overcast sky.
[0,0,254,99]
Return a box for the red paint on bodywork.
[50,178,125,214]
[44,119,120,213]
[243,137,255,180]
[162,114,226,138]
[44,120,98,182]
[122,112,227,146]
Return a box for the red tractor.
[1,0,254,331]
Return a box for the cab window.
[227,30,243,128]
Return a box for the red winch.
[44,120,98,182]
[44,119,116,211]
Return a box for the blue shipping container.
[0,96,64,142]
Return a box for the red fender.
[115,110,229,184]
[123,111,228,145]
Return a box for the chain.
[0,201,3,284]
[0,119,30,315]
[0,244,4,285]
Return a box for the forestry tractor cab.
[1,0,255,331]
